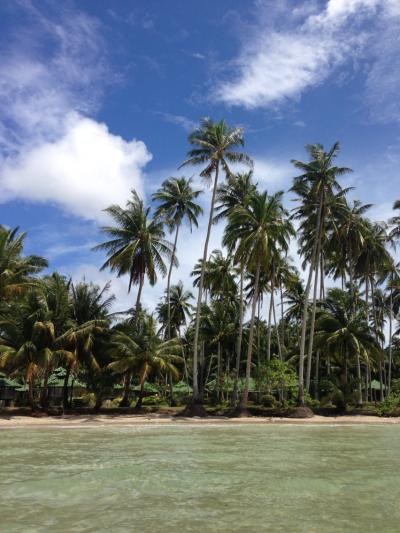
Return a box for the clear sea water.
[1,423,400,532]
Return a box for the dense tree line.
[1,118,400,415]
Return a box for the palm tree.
[180,118,253,409]
[224,190,293,411]
[214,171,257,223]
[157,282,194,338]
[331,200,373,404]
[314,288,381,409]
[57,280,115,410]
[216,171,258,405]
[108,315,183,408]
[153,177,202,338]
[0,226,47,300]
[389,200,400,241]
[0,278,70,409]
[200,299,238,402]
[291,142,352,406]
[94,191,176,315]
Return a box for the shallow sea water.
[1,423,400,532]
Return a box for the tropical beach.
[1,0,400,531]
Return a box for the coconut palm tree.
[214,171,257,223]
[153,177,202,338]
[157,282,194,338]
[216,171,258,405]
[94,190,176,316]
[180,118,253,409]
[224,190,294,411]
[57,280,115,410]
[200,299,238,402]
[0,277,70,409]
[314,288,381,409]
[0,226,47,301]
[108,315,183,408]
[389,200,400,242]
[291,142,352,406]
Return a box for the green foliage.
[255,360,298,398]
[379,394,400,416]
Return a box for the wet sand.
[0,413,399,428]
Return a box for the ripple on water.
[1,424,400,532]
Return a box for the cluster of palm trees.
[1,118,400,413]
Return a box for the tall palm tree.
[216,171,258,405]
[224,190,293,411]
[153,177,202,338]
[214,171,257,223]
[291,142,352,406]
[389,200,400,241]
[94,190,176,315]
[180,118,253,408]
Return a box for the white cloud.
[156,112,197,132]
[216,0,400,114]
[67,263,134,314]
[0,114,152,221]
[0,3,152,221]
[252,158,293,190]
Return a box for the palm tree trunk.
[120,371,132,407]
[240,261,261,412]
[257,297,261,367]
[40,366,50,409]
[167,224,180,340]
[306,239,320,392]
[135,273,144,316]
[168,372,175,406]
[135,380,145,409]
[232,267,244,407]
[28,378,34,410]
[388,277,393,396]
[280,282,285,352]
[272,292,282,360]
[314,349,320,400]
[267,276,275,361]
[94,391,103,410]
[62,365,71,412]
[217,342,221,403]
[192,162,220,405]
[298,194,323,406]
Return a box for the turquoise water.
[1,423,400,532]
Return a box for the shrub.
[378,394,400,416]
[260,394,277,408]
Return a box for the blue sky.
[0,0,399,311]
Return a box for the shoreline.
[1,413,399,429]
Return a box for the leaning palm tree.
[94,190,176,315]
[180,118,253,410]
[224,190,294,412]
[291,142,352,407]
[153,177,202,338]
